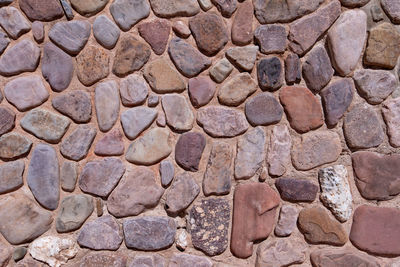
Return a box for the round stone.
[245,92,283,126]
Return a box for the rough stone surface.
[0,241,11,267]
[173,20,190,38]
[383,98,400,147]
[0,30,9,55]
[149,0,200,18]
[121,107,157,140]
[130,254,166,267]
[56,195,93,233]
[162,94,194,131]
[226,45,258,72]
[275,204,299,237]
[0,132,32,160]
[0,7,30,39]
[245,92,283,126]
[120,74,148,106]
[76,45,109,86]
[311,248,381,267]
[60,161,77,192]
[0,107,15,136]
[285,53,301,84]
[110,0,150,31]
[212,0,237,17]
[169,253,212,267]
[60,0,74,20]
[257,57,283,91]
[275,178,319,202]
[95,81,120,132]
[139,19,170,55]
[209,58,233,84]
[144,59,185,94]
[0,160,24,194]
[12,247,27,263]
[93,15,120,49]
[175,132,206,171]
[95,129,124,156]
[70,0,108,17]
[79,252,127,267]
[19,0,63,21]
[255,25,286,54]
[49,20,91,55]
[382,0,400,24]
[188,76,215,107]
[219,73,257,106]
[256,238,306,267]
[231,1,253,45]
[267,125,291,177]
[160,160,174,187]
[60,124,97,161]
[52,90,92,123]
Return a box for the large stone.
[95,81,120,132]
[257,57,283,91]
[60,124,97,161]
[245,92,283,126]
[70,0,108,16]
[56,195,93,233]
[197,106,249,137]
[231,1,253,45]
[108,167,164,217]
[79,252,127,267]
[49,20,91,55]
[188,76,215,107]
[256,238,306,267]
[275,178,319,202]
[231,183,280,259]
[311,248,381,267]
[169,253,212,267]
[79,158,126,197]
[382,0,400,24]
[149,0,200,18]
[226,45,258,72]
[0,160,24,194]
[0,7,30,39]
[144,59,185,94]
[275,204,299,237]
[93,15,120,49]
[76,45,109,86]
[285,53,301,84]
[138,19,170,55]
[120,74,149,106]
[160,160,174,187]
[52,90,91,123]
[267,125,291,177]
[255,25,286,54]
[60,161,77,192]
[162,94,194,131]
[209,58,233,83]
[175,132,206,171]
[0,133,32,160]
[383,98,400,147]
[219,73,257,106]
[123,216,176,250]
[343,103,384,149]
[110,0,150,31]
[121,107,157,140]
[0,107,13,136]
[19,0,63,21]
[94,129,124,156]
[279,86,323,133]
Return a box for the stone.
[173,21,190,39]
[121,107,157,140]
[319,165,353,222]
[110,0,149,31]
[197,106,249,137]
[212,0,237,17]
[0,7,30,39]
[147,94,159,107]
[257,57,283,91]
[76,45,109,86]
[108,167,164,217]
[95,129,124,156]
[231,1,253,45]
[175,132,206,171]
[123,216,176,250]
[203,142,232,196]
[78,215,123,250]
[60,0,74,20]
[19,0,63,21]
[289,0,341,55]
[256,238,306,267]
[0,29,9,54]
[219,73,257,106]
[298,206,347,245]
[52,90,91,123]
[0,160,24,194]
[162,94,194,131]
[279,86,323,133]
[13,247,27,262]
[15,258,44,267]
[120,74,149,106]
[311,248,381,267]
[209,58,233,83]
[93,15,120,49]
[42,42,73,92]
[60,161,77,192]
[79,252,127,267]
[0,133,32,160]
[382,0,400,24]
[255,25,286,54]
[0,107,15,136]
[4,75,48,112]
[169,253,212,267]
[302,45,334,92]
[144,59,185,94]
[371,4,384,22]
[168,37,211,78]
[285,53,301,84]
[56,195,93,233]
[198,0,212,10]
[343,103,384,149]
[139,19,171,55]
[231,183,280,258]
[275,178,319,202]
[226,45,258,72]
[328,10,367,76]
[189,198,230,256]
[60,124,97,161]
[32,21,44,43]
[365,22,400,69]
[176,229,188,251]
[149,0,200,18]
[95,81,120,132]
[245,92,283,126]
[253,0,323,24]
[79,158,126,197]
[112,35,151,77]
[130,255,167,267]
[342,0,370,6]
[383,98,400,147]
[267,125,291,177]
[160,160,174,187]
[0,193,52,245]
[0,0,12,6]
[275,205,299,237]
[0,39,40,76]
[70,0,108,16]
[96,199,104,217]
[126,128,172,165]
[49,20,91,55]
[353,69,397,104]
[235,127,266,180]
[165,172,200,215]
[320,79,354,126]
[188,76,215,107]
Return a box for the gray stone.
[0,29,9,54]
[275,205,299,237]
[95,81,120,132]
[110,0,150,31]
[52,90,92,123]
[209,58,233,83]
[130,255,166,267]
[255,25,286,54]
[60,124,97,161]
[93,15,120,49]
[169,253,212,267]
[303,45,334,92]
[12,247,27,263]
[160,160,174,187]
[0,107,15,136]
[245,92,283,126]
[94,129,124,156]
[121,107,157,140]
[381,0,400,24]
[267,125,291,177]
[56,195,93,233]
[256,238,306,267]
[198,0,212,10]
[149,0,200,18]
[49,20,91,55]
[226,45,258,72]
[70,0,109,17]
[371,4,384,22]
[0,160,24,194]
[60,161,77,192]
[257,56,283,91]
[32,21,44,43]
[60,0,74,20]
[120,74,149,106]
[162,94,194,131]
[0,132,32,160]
[218,73,257,106]
[148,94,159,107]
[0,7,30,39]
[157,112,166,127]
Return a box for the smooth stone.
[130,255,166,267]
[245,92,283,126]
[70,0,108,17]
[275,204,299,237]
[138,19,170,55]
[60,0,74,20]
[226,45,258,72]
[173,20,190,38]
[110,0,149,31]
[147,94,159,107]
[76,45,109,86]
[96,198,104,217]
[209,58,233,83]
[176,229,188,250]
[257,56,283,91]
[160,160,174,187]
[93,15,120,49]
[120,74,149,106]
[12,247,27,263]
[0,7,30,39]
[175,132,206,171]
[19,0,63,21]
[95,81,120,132]
[60,124,97,161]
[149,0,200,18]
[0,0,12,6]
[383,98,400,147]
[219,73,257,106]
[188,76,215,107]
[56,195,93,233]
[94,129,124,156]
[0,133,32,160]
[162,94,194,131]
[0,29,9,54]
[60,161,77,192]
[256,238,306,267]
[79,158,126,197]
[49,20,91,55]
[231,1,253,45]
[311,248,380,267]
[121,107,157,139]
[267,125,291,177]
[52,90,91,123]
[285,53,301,84]
[0,107,15,136]
[382,0,400,24]
[212,0,237,17]
[198,0,212,10]
[79,252,127,267]
[0,160,24,194]
[32,21,44,43]
[341,0,370,6]
[169,253,212,267]
[255,24,286,54]
[371,4,384,22]
[275,178,319,202]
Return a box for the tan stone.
[144,59,185,93]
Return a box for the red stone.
[138,19,171,55]
[231,1,253,45]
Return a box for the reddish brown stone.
[231,183,280,259]
[285,53,301,84]
[231,1,253,45]
[275,178,318,202]
[138,19,171,55]
[188,76,216,108]
[212,0,237,17]
[175,132,206,172]
[76,45,110,86]
[94,129,124,156]
[0,107,15,136]
[19,0,64,21]
[311,248,381,267]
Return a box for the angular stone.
[49,20,91,55]
[209,58,233,83]
[320,79,354,126]
[160,160,174,187]
[275,204,299,237]
[0,160,24,194]
[169,253,212,267]
[212,0,237,17]
[245,92,283,126]
[257,57,283,91]
[231,183,280,258]
[79,252,127,267]
[256,238,306,267]
[343,103,384,149]
[60,0,74,20]
[126,128,172,165]
[0,29,9,55]
[188,76,215,107]
[231,1,253,45]
[175,132,206,171]
[285,53,301,84]
[165,172,200,215]
[0,7,30,39]
[95,81,120,132]
[382,0,400,24]
[383,98,400,147]
[173,20,190,38]
[267,125,291,177]
[139,19,170,55]
[219,73,257,106]
[168,37,211,78]
[94,129,124,156]
[298,206,347,245]
[121,107,157,140]
[70,0,108,17]
[19,0,63,21]
[123,216,176,250]
[197,106,249,137]
[311,248,380,267]
[0,107,14,136]
[149,0,200,18]
[108,167,164,217]
[275,178,319,202]
[93,15,120,49]
[289,0,341,55]
[0,133,32,160]
[112,35,151,77]
[110,0,150,31]
[60,124,97,161]
[255,25,286,54]
[60,161,77,192]
[41,42,73,92]
[119,75,148,107]
[76,45,109,86]
[0,39,40,76]
[226,45,258,72]
[56,195,93,233]
[52,90,91,123]
[162,94,194,131]
[79,158,125,197]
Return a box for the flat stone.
[235,127,266,180]
[148,94,162,106]
[165,172,200,215]
[255,25,286,54]
[275,178,319,202]
[188,76,215,107]
[256,238,306,267]
[0,29,9,55]
[162,94,194,131]
[0,241,11,266]
[285,53,301,84]
[79,252,127,267]
[311,248,380,267]
[383,98,400,147]
[130,254,167,267]
[60,0,74,20]
[175,132,206,171]
[160,160,174,187]
[139,19,170,55]
[275,204,299,237]
[212,0,237,17]
[0,107,14,136]
[79,158,126,197]
[149,0,200,18]
[245,92,283,126]
[209,58,233,83]
[126,128,172,165]
[15,258,44,267]
[371,4,384,22]
[120,74,148,106]
[95,81,120,132]
[93,15,120,49]
[0,7,30,39]
[197,106,249,137]
[189,198,230,256]
[267,125,291,177]
[0,160,24,194]
[343,103,384,149]
[121,107,157,140]
[95,129,124,156]
[76,45,109,86]
[108,167,164,217]
[382,0,400,24]
[257,57,283,91]
[219,73,257,106]
[0,133,32,160]
[365,22,400,69]
[32,21,44,43]
[0,39,40,76]
[19,0,63,21]
[226,45,258,72]
[231,1,253,45]
[169,253,212,267]
[60,161,77,192]
[231,183,280,258]
[56,195,93,233]
[12,247,27,263]
[123,216,176,250]
[78,215,123,250]
[280,86,323,133]
[110,0,149,31]
[52,90,91,123]
[298,206,347,245]
[173,20,190,38]
[70,0,108,17]
[289,0,341,55]
[60,124,97,161]
[168,37,211,78]
[49,20,91,55]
